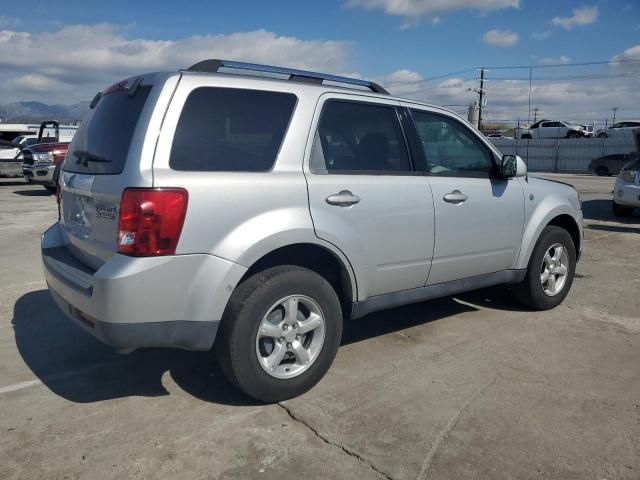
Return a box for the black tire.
[567,131,580,139]
[595,166,609,176]
[514,226,576,311]
[215,266,343,403]
[44,185,57,194]
[612,201,634,218]
[597,133,607,139]
[522,134,532,140]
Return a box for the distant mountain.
[0,100,90,124]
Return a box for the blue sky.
[0,0,639,124]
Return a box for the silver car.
[42,60,583,402]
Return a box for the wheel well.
[241,243,355,309]
[547,214,580,254]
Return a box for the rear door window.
[169,87,296,172]
[310,100,411,174]
[63,85,151,175]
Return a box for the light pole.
[612,107,618,126]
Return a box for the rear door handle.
[443,190,467,204]
[326,190,361,207]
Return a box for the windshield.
[62,85,151,175]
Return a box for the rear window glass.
[169,87,296,172]
[63,86,151,175]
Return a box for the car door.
[304,95,435,299]
[407,107,525,285]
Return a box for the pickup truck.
[517,120,586,139]
[21,121,76,192]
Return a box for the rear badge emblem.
[96,203,117,220]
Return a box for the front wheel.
[514,226,576,310]
[215,266,343,403]
[597,133,607,139]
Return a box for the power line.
[483,59,640,70]
[384,58,640,89]
[385,68,476,88]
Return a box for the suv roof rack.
[186,59,389,95]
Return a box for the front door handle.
[326,190,361,207]
[443,190,468,204]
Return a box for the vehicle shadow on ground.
[0,180,29,187]
[581,199,638,223]
[12,189,53,196]
[12,288,520,405]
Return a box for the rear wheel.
[215,266,343,403]
[595,166,609,176]
[522,134,532,140]
[612,201,634,218]
[514,226,576,310]
[567,131,580,139]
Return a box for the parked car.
[22,121,76,192]
[613,157,640,217]
[580,125,594,137]
[41,60,583,402]
[589,153,638,176]
[595,121,640,139]
[0,134,38,176]
[517,120,586,139]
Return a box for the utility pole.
[612,107,618,125]
[533,107,539,123]
[478,68,485,132]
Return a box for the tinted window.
[411,110,494,177]
[63,86,151,175]
[170,88,296,172]
[311,100,411,173]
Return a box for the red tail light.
[118,188,188,256]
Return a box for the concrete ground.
[0,174,638,480]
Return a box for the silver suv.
[41,60,583,402]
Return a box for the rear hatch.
[58,75,159,271]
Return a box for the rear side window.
[311,100,411,174]
[63,86,151,175]
[170,88,296,172]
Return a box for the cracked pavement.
[0,174,639,480]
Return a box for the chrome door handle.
[443,190,467,204]
[326,190,361,207]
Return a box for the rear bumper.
[614,181,640,207]
[42,223,247,351]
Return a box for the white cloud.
[551,6,599,30]
[531,31,551,40]
[0,24,351,103]
[540,55,571,65]
[346,0,518,25]
[611,44,640,63]
[483,29,519,47]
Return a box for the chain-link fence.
[488,137,636,173]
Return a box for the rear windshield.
[169,87,296,172]
[63,86,151,175]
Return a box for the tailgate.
[57,76,157,271]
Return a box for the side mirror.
[501,154,527,178]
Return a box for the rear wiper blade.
[73,150,111,166]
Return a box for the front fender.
[516,198,582,269]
